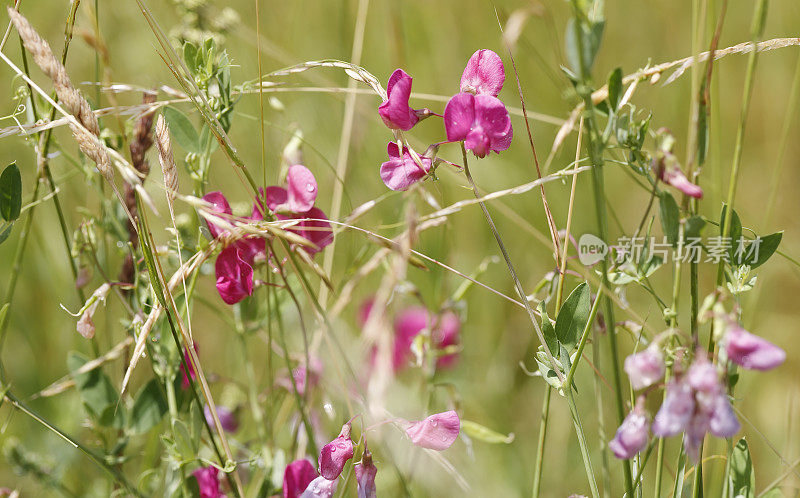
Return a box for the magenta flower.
[378,69,427,131]
[354,448,377,498]
[262,165,333,254]
[725,325,786,371]
[404,410,460,451]
[204,405,238,433]
[215,246,254,305]
[432,311,460,368]
[623,344,665,390]
[609,403,650,459]
[318,423,354,480]
[652,379,695,437]
[283,459,319,498]
[300,476,338,498]
[391,307,461,371]
[180,344,198,389]
[192,466,223,498]
[379,142,432,191]
[460,49,505,97]
[444,92,513,158]
[202,191,233,239]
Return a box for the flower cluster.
[282,411,460,497]
[377,49,513,191]
[202,165,332,305]
[611,323,785,461]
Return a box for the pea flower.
[651,379,694,437]
[300,477,338,498]
[283,459,319,498]
[204,405,238,433]
[378,69,429,131]
[354,448,377,498]
[215,247,254,305]
[444,92,513,158]
[379,142,432,191]
[390,307,461,370]
[609,402,650,459]
[404,410,460,451]
[192,466,223,498]
[724,325,785,371]
[623,343,665,390]
[318,423,354,480]
[432,311,461,368]
[460,49,505,97]
[658,162,703,199]
[262,165,333,254]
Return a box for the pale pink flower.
[404,410,460,451]
[283,459,319,498]
[652,379,695,437]
[609,403,649,459]
[299,476,338,498]
[460,49,505,97]
[378,69,428,131]
[354,448,377,498]
[624,344,665,390]
[725,325,786,371]
[379,142,432,191]
[318,423,354,480]
[444,93,512,158]
[653,157,702,199]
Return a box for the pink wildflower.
[391,307,461,370]
[378,69,428,131]
[444,92,512,158]
[215,246,254,305]
[404,410,460,451]
[300,477,338,498]
[460,49,505,97]
[283,459,319,498]
[624,343,665,390]
[354,448,377,498]
[379,142,432,191]
[318,423,354,480]
[725,325,786,371]
[609,402,650,459]
[192,466,223,498]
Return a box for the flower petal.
[378,69,419,131]
[405,410,460,451]
[725,326,786,371]
[264,186,289,212]
[283,459,319,498]
[318,424,354,480]
[460,49,505,96]
[474,94,512,138]
[297,207,333,254]
[202,191,233,239]
[300,477,339,498]
[444,93,476,142]
[286,164,318,213]
[215,246,254,305]
[379,149,431,191]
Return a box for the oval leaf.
[163,107,200,154]
[130,379,168,434]
[0,162,21,221]
[555,283,591,351]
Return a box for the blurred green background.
[0,0,799,496]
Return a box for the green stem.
[531,386,551,498]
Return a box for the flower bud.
[725,325,785,371]
[354,448,377,498]
[404,410,460,451]
[623,344,665,390]
[318,423,354,480]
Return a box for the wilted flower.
[378,69,429,131]
[283,459,319,498]
[652,379,695,437]
[460,49,505,97]
[623,343,665,390]
[724,325,786,371]
[404,410,460,451]
[444,92,513,158]
[300,476,338,498]
[318,423,354,480]
[192,466,223,498]
[204,405,238,433]
[354,447,377,498]
[75,283,111,339]
[609,402,650,459]
[379,142,432,191]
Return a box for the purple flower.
[192,466,223,498]
[708,393,740,438]
[379,142,432,191]
[444,92,513,158]
[204,405,238,433]
[354,448,377,498]
[299,476,338,498]
[623,344,665,390]
[215,246,254,305]
[378,69,426,131]
[283,459,319,498]
[318,423,354,480]
[404,410,460,451]
[652,379,695,437]
[460,49,505,97]
[725,325,786,371]
[654,158,702,199]
[609,404,650,459]
[683,410,709,463]
[686,354,722,394]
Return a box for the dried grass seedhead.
[155,114,178,213]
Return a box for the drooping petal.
[661,166,703,199]
[318,424,354,480]
[609,406,650,459]
[405,410,460,451]
[378,69,419,131]
[192,466,223,498]
[379,146,431,191]
[286,164,318,213]
[460,49,505,97]
[354,449,377,498]
[204,405,239,433]
[283,459,319,498]
[215,246,255,305]
[300,477,338,498]
[708,393,740,438]
[624,344,666,390]
[652,379,695,437]
[725,325,786,371]
[202,191,233,239]
[444,92,476,142]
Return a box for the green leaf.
[460,420,514,444]
[0,223,11,246]
[183,42,199,75]
[659,192,680,246]
[162,107,200,154]
[720,205,742,261]
[729,438,754,498]
[684,215,705,240]
[607,67,623,110]
[0,162,22,221]
[538,302,559,356]
[565,19,605,79]
[129,379,168,434]
[68,352,121,425]
[746,231,782,269]
[555,283,591,351]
